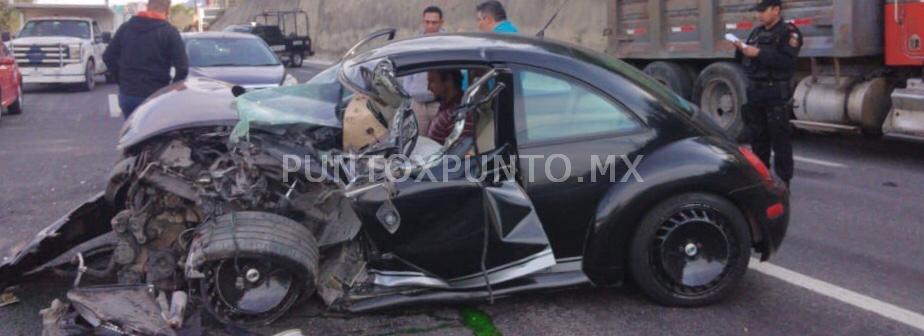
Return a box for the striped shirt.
[427,98,473,144]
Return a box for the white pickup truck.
[4,4,120,91]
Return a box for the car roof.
[182,31,260,39]
[351,33,586,68]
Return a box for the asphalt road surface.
[0,65,922,336]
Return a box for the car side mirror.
[101,32,112,43]
[1,32,11,42]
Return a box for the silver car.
[182,32,298,89]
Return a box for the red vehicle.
[0,42,24,122]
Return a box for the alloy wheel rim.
[649,206,737,296]
[202,258,303,325]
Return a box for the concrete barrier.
[211,0,608,61]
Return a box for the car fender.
[581,136,755,285]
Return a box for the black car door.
[346,68,555,289]
[510,66,649,258]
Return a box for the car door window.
[92,22,101,40]
[516,70,641,144]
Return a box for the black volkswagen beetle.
[0,30,788,331]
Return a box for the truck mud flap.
[0,193,117,290]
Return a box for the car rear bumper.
[729,179,790,260]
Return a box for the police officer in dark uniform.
[733,0,802,185]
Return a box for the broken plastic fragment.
[0,290,19,307]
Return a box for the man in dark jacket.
[104,0,188,118]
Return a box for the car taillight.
[739,146,771,183]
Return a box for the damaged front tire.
[186,212,319,325]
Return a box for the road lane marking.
[750,259,924,332]
[108,94,121,118]
[794,155,847,168]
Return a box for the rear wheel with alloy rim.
[629,193,751,307]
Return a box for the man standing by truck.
[733,0,802,186]
[104,0,188,118]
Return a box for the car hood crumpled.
[117,76,342,150]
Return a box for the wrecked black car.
[0,31,789,333]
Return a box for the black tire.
[7,83,23,115]
[189,211,319,325]
[629,193,751,307]
[81,60,96,92]
[693,62,749,142]
[643,61,695,100]
[289,51,304,68]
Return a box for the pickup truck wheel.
[188,212,319,326]
[289,52,304,68]
[81,60,96,92]
[629,193,751,307]
[643,61,694,100]
[694,62,748,141]
[7,83,23,115]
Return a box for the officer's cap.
[751,0,782,11]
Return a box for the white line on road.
[794,155,847,168]
[750,259,924,332]
[108,94,121,118]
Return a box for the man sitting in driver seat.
[426,69,474,144]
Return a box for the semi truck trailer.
[607,0,924,142]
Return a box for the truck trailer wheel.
[693,62,748,141]
[188,211,319,325]
[643,61,694,100]
[80,60,96,92]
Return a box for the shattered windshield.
[230,65,345,141]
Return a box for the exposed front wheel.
[629,193,751,307]
[188,212,319,325]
